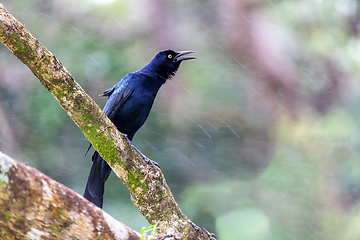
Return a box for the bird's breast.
[112,89,157,135]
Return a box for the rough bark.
[0,4,210,239]
[0,151,141,240]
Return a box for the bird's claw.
[122,134,133,146]
[131,144,160,168]
[190,221,217,240]
[143,157,159,168]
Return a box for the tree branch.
[0,4,210,238]
[0,151,141,240]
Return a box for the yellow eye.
[168,54,172,59]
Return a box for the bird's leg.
[122,134,159,168]
[131,145,160,168]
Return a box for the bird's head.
[149,49,196,80]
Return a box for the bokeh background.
[1,0,360,239]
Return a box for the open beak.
[174,51,196,62]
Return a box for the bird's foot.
[143,157,159,168]
[190,221,217,240]
[131,144,160,168]
[122,134,133,146]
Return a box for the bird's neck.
[139,62,172,84]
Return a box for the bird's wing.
[99,86,115,97]
[102,86,133,120]
[85,74,134,155]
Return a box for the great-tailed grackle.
[84,49,196,208]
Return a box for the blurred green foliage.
[1,0,360,239]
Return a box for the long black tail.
[83,151,111,208]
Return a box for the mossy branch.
[0,4,212,238]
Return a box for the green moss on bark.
[127,171,147,195]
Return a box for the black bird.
[84,49,196,208]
